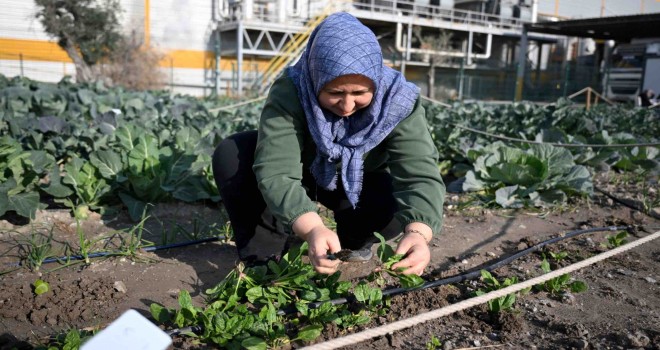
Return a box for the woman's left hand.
[390,231,431,276]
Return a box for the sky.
[537,0,660,18]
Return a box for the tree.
[35,0,123,82]
[414,27,453,100]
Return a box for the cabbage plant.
[462,142,593,208]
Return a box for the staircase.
[256,2,341,94]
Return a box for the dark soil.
[1,174,659,350]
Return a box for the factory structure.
[1,0,658,101]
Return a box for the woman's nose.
[339,96,355,113]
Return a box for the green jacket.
[253,72,445,235]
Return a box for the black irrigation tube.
[167,224,654,337]
[6,236,226,268]
[595,185,660,220]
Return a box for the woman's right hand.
[292,212,341,274]
[305,226,342,274]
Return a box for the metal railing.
[350,0,523,30]
[253,2,343,94]
[222,0,524,31]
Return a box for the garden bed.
[1,183,658,349]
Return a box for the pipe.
[215,0,230,19]
[166,225,647,336]
[6,236,227,268]
[295,225,634,312]
[395,22,492,60]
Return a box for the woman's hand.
[391,223,432,276]
[292,212,341,274]
[306,226,342,274]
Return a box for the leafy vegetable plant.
[426,335,442,350]
[538,259,588,296]
[602,231,628,249]
[33,279,49,295]
[547,250,568,262]
[462,142,593,208]
[474,270,527,313]
[372,232,425,288]
[149,242,385,348]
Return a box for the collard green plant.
[424,99,659,181]
[0,136,54,219]
[0,74,231,220]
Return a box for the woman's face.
[318,74,375,117]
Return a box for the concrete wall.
[0,0,224,95]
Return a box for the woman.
[213,12,445,276]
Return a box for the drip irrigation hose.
[298,225,631,311]
[165,224,648,336]
[595,185,660,220]
[303,230,660,350]
[6,236,226,268]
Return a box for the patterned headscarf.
[287,12,419,207]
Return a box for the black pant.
[212,130,400,260]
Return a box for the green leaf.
[267,260,281,275]
[128,134,159,171]
[77,89,95,105]
[115,125,136,151]
[90,150,124,180]
[118,192,148,221]
[490,162,545,187]
[28,150,54,174]
[42,167,74,198]
[560,165,593,195]
[33,279,49,295]
[241,336,267,350]
[398,273,425,288]
[245,286,264,303]
[125,98,145,111]
[529,144,574,178]
[178,290,193,309]
[62,329,81,350]
[462,171,486,192]
[529,190,567,208]
[570,281,588,293]
[374,232,396,263]
[295,324,323,341]
[495,185,524,208]
[0,191,7,217]
[353,283,370,303]
[9,191,40,219]
[150,303,171,323]
[540,259,551,273]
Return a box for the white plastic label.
[81,309,172,350]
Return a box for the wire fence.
[429,60,603,102]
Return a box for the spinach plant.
[602,231,628,249]
[538,258,588,296]
[474,270,528,313]
[150,242,384,348]
[372,232,425,288]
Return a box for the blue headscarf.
[287,12,419,207]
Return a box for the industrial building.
[1,0,658,101]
